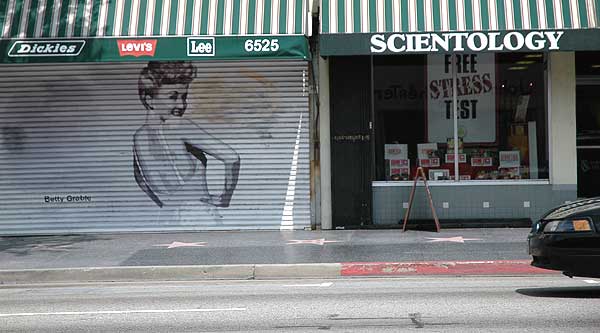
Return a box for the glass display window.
[373,53,548,182]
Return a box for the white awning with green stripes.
[1,0,308,38]
[0,0,310,62]
[320,0,600,55]
[321,0,599,33]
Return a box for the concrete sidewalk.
[0,228,555,284]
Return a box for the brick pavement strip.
[340,260,559,276]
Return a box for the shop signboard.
[8,40,86,57]
[320,30,600,56]
[117,40,157,57]
[427,53,496,143]
[0,35,309,63]
[369,31,563,53]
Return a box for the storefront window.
[374,53,548,181]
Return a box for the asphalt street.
[1,276,599,332]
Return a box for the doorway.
[576,83,600,197]
[329,56,373,228]
[576,52,600,198]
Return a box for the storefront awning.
[0,0,310,62]
[320,0,600,55]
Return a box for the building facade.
[2,0,599,234]
[316,0,600,229]
[0,0,313,234]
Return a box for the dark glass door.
[330,56,373,228]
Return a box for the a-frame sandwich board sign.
[402,167,441,232]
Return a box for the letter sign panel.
[427,53,495,143]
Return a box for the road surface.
[1,276,599,332]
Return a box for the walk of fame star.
[286,238,340,245]
[29,243,73,251]
[154,241,207,249]
[425,236,482,243]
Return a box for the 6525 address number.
[244,39,280,52]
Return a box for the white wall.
[549,52,577,186]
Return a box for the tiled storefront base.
[373,182,577,225]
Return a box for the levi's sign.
[8,40,85,57]
[117,39,157,57]
[370,31,564,53]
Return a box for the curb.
[0,261,557,285]
[0,265,256,284]
[0,264,343,285]
[254,264,342,279]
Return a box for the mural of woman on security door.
[132,61,240,224]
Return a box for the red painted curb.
[341,260,558,276]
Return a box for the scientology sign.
[370,31,564,53]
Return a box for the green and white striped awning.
[1,0,308,38]
[0,0,310,62]
[320,0,600,55]
[321,0,599,33]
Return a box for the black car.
[528,198,600,278]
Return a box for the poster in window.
[427,54,496,143]
[389,159,410,180]
[429,169,450,180]
[499,151,521,168]
[384,144,408,160]
[417,143,440,167]
[417,143,438,159]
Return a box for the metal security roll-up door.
[0,60,310,235]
